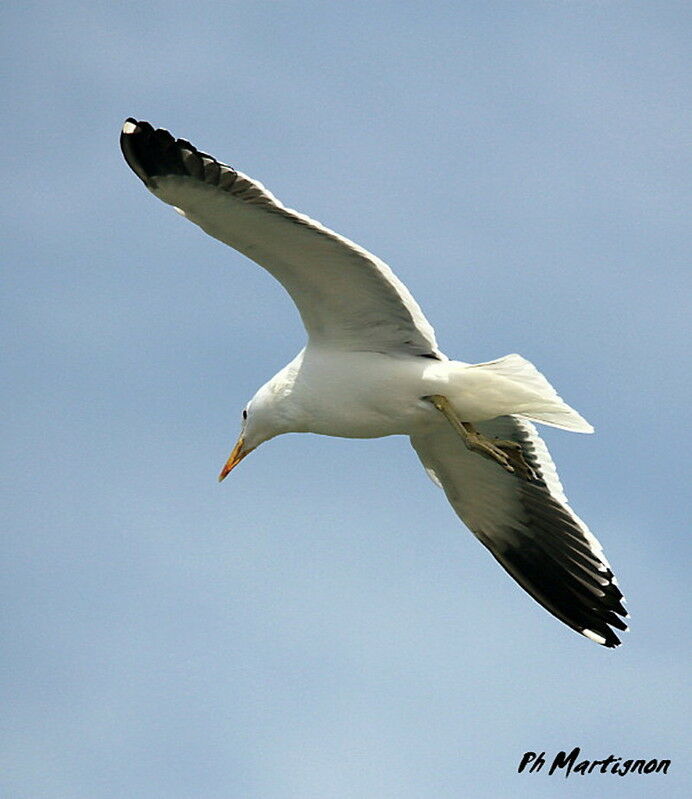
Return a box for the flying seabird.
[120,118,628,647]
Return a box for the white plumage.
[121,118,627,647]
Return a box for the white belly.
[289,347,441,438]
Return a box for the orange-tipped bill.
[218,437,253,482]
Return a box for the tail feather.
[473,354,594,433]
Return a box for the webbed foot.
[460,426,518,475]
[423,395,537,479]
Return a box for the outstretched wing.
[120,119,441,359]
[410,416,627,647]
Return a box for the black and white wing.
[410,416,628,647]
[120,119,441,359]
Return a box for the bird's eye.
[242,409,248,420]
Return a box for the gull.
[120,118,628,647]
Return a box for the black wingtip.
[120,117,184,186]
[120,118,157,185]
[582,625,622,648]
[120,118,237,190]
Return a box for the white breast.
[282,347,440,439]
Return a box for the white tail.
[473,354,594,433]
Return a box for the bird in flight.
[120,118,627,647]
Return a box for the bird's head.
[217,399,268,481]
[218,357,303,482]
[217,383,292,482]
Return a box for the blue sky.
[2,1,690,797]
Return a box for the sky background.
[2,1,690,797]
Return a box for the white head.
[217,379,295,481]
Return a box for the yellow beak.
[218,436,253,482]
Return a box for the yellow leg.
[423,394,536,479]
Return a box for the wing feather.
[410,416,627,647]
[120,119,441,358]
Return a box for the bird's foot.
[423,395,537,479]
[487,436,538,480]
[465,428,538,480]
[462,427,518,474]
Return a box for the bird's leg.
[423,395,535,479]
[424,394,515,473]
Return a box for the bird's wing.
[120,119,441,358]
[410,416,627,647]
